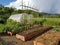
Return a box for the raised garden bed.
[7,25,41,36]
[34,30,60,45]
[16,26,53,41]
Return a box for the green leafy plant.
[6,19,21,32]
[5,19,32,33]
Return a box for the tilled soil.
[16,26,52,41]
[18,26,52,36]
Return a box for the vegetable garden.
[0,15,60,45]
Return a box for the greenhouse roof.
[9,14,23,19]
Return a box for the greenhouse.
[9,13,33,23]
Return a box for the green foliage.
[0,19,21,33]
[43,18,60,26]
[7,19,36,32]
[0,24,9,33]
[6,19,20,32]
[0,7,14,15]
[33,18,60,26]
[5,19,32,33]
[33,18,46,25]
[44,20,60,26]
[0,15,10,24]
[0,24,5,33]
[0,7,40,17]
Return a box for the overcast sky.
[1,0,60,14]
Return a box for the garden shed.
[9,13,33,23]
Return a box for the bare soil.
[0,36,34,45]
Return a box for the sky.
[0,0,16,5]
[0,0,60,14]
